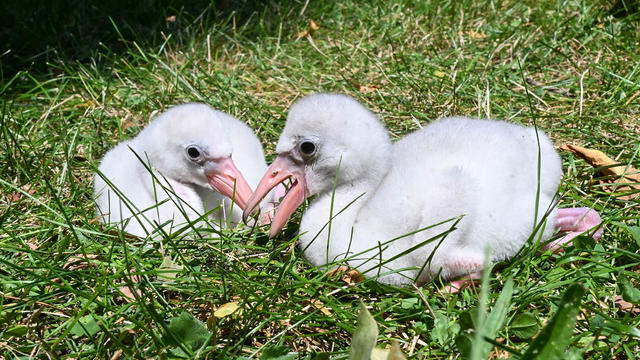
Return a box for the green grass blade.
[520,284,586,360]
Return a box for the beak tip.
[242,203,260,225]
[241,210,252,225]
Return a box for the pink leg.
[436,252,485,294]
[442,272,483,294]
[544,207,603,252]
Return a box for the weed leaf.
[350,302,378,360]
[158,255,184,280]
[431,310,460,345]
[260,345,297,360]
[70,315,101,337]
[163,311,211,351]
[509,313,539,339]
[4,325,28,338]
[616,223,640,247]
[618,274,640,304]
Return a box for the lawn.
[1,0,639,358]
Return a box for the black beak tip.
[242,207,258,225]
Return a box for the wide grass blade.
[520,284,585,360]
[350,302,379,360]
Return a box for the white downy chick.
[245,93,601,286]
[94,103,273,237]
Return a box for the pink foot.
[544,207,603,252]
[442,272,482,294]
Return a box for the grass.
[1,0,639,358]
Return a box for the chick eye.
[186,145,202,160]
[299,140,316,156]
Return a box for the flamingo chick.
[244,94,602,287]
[94,103,273,237]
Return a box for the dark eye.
[299,140,316,156]
[186,145,202,160]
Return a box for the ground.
[0,0,639,358]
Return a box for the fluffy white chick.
[245,94,602,287]
[94,103,270,237]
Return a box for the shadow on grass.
[0,0,311,79]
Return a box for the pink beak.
[205,157,253,210]
[243,154,308,238]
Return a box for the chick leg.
[442,271,483,293]
[544,207,603,251]
[432,250,485,294]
